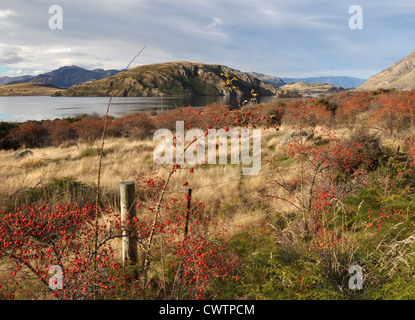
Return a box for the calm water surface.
[0,95,257,122]
[0,95,278,122]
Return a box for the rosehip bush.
[0,202,144,299]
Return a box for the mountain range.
[1,49,414,97]
[1,65,367,94]
[57,61,279,97]
[0,66,123,88]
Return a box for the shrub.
[347,127,384,170]
[7,121,50,148]
[0,121,19,140]
[259,102,285,126]
[48,120,77,146]
[107,114,156,139]
[72,118,104,145]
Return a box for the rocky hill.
[57,61,279,97]
[358,49,415,91]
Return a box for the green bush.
[80,147,102,158]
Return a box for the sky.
[0,0,414,80]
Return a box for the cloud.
[0,8,17,19]
[0,0,414,79]
[207,17,224,28]
[42,47,73,55]
[0,44,24,64]
[4,68,43,76]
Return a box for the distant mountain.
[0,66,123,88]
[281,76,366,88]
[58,61,279,97]
[358,49,415,91]
[0,75,34,86]
[246,72,286,87]
[28,66,123,88]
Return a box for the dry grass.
[0,138,153,195]
[0,127,281,214]
[0,126,291,255]
[0,124,364,224]
[1,123,363,261]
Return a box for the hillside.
[58,61,279,97]
[278,81,345,95]
[358,49,415,90]
[0,82,62,96]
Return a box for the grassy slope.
[0,83,62,96]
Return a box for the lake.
[0,95,278,122]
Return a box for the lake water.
[0,95,278,122]
[0,96,222,122]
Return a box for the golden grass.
[0,138,151,195]
[0,129,273,199]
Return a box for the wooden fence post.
[120,181,138,265]
[184,189,192,237]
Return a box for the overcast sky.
[0,0,414,79]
